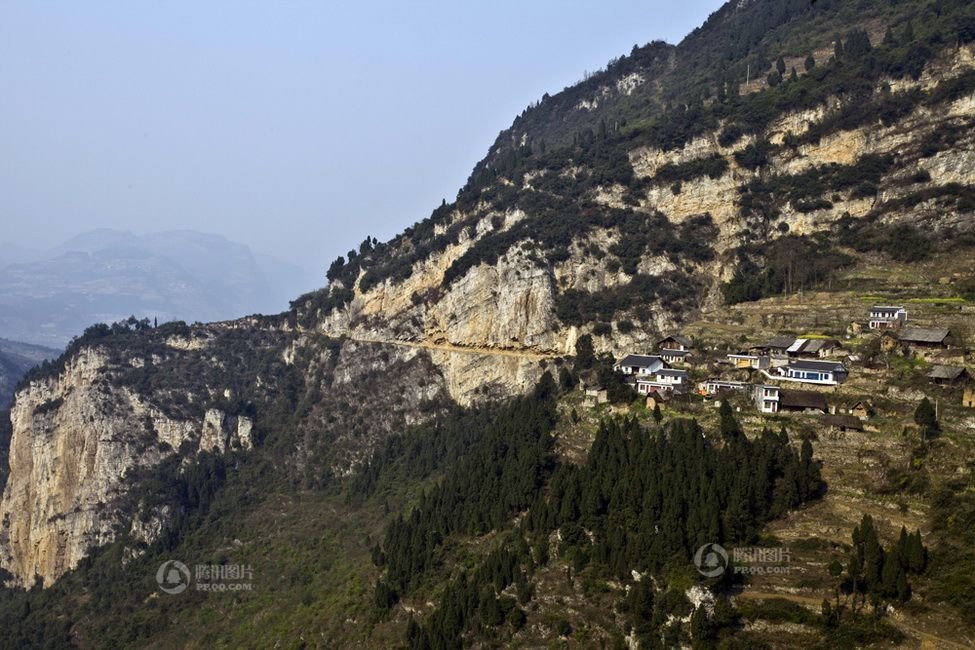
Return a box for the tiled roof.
[788,359,846,372]
[779,390,828,410]
[822,414,864,430]
[898,327,950,344]
[927,365,968,380]
[616,354,663,367]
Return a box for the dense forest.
[356,378,827,648]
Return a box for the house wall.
[964,389,975,409]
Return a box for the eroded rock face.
[315,48,975,378]
[0,348,203,585]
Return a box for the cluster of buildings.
[614,336,693,396]
[611,304,973,417]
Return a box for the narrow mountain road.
[736,591,972,649]
[347,336,559,360]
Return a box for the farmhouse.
[927,365,970,386]
[754,385,781,413]
[752,386,828,414]
[658,335,692,351]
[753,335,797,355]
[632,368,690,394]
[728,353,769,370]
[659,348,691,365]
[842,400,872,420]
[614,354,665,376]
[769,359,848,385]
[868,305,907,330]
[786,338,842,358]
[822,414,865,432]
[702,379,750,396]
[895,327,952,352]
[779,390,829,414]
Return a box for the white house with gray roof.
[633,368,690,394]
[765,359,848,386]
[868,305,907,329]
[614,354,666,376]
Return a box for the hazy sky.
[1,1,725,275]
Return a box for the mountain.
[0,229,318,348]
[2,0,975,646]
[0,339,59,409]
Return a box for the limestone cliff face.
[0,325,454,586]
[0,337,266,585]
[312,46,975,369]
[0,347,195,585]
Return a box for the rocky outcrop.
[0,327,458,586]
[0,348,188,585]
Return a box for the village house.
[927,365,971,386]
[755,384,780,413]
[614,354,665,376]
[728,353,770,370]
[657,335,692,365]
[645,390,669,411]
[884,327,952,354]
[768,359,848,386]
[632,368,690,394]
[836,400,873,420]
[658,335,692,352]
[584,388,608,406]
[868,305,907,330]
[780,389,829,414]
[751,335,797,356]
[786,338,842,358]
[659,348,691,365]
[702,379,750,396]
[822,414,865,433]
[753,385,829,414]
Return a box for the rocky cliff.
[4,0,975,588]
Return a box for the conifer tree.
[914,398,938,439]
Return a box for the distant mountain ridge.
[0,229,317,347]
[0,339,59,410]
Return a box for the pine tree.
[906,530,927,573]
[881,550,901,597]
[652,403,663,423]
[719,401,742,440]
[914,398,939,439]
[776,56,786,75]
[690,605,713,648]
[805,53,816,71]
[833,33,845,60]
[883,26,896,47]
[821,599,837,627]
